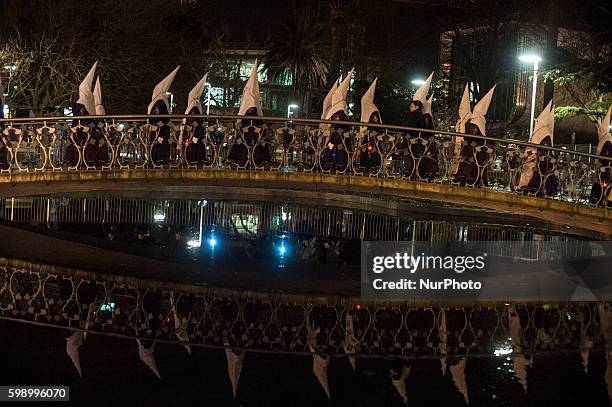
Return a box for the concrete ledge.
[1,169,610,237]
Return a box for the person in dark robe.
[359,79,382,174]
[321,69,353,172]
[66,62,97,168]
[518,102,558,197]
[183,74,208,166]
[403,73,436,180]
[590,107,612,206]
[229,60,269,168]
[147,66,179,167]
[452,86,496,187]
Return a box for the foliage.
[263,1,329,117]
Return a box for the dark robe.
[65,103,91,167]
[321,110,350,172]
[521,136,558,197]
[359,112,382,174]
[149,100,171,166]
[184,106,206,165]
[228,107,269,167]
[452,122,490,187]
[589,140,612,206]
[404,107,437,180]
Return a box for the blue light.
[279,244,286,256]
[208,237,217,249]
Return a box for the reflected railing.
[0,261,608,360]
[0,114,610,209]
[1,195,594,262]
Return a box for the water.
[0,192,609,406]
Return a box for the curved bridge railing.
[0,114,610,209]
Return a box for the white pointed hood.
[467,85,495,136]
[185,73,208,115]
[450,358,468,405]
[66,331,84,377]
[325,68,353,120]
[456,83,471,133]
[137,340,161,379]
[93,76,105,115]
[322,79,338,119]
[360,78,381,124]
[529,101,555,147]
[77,62,97,115]
[147,66,180,114]
[238,60,262,116]
[597,106,612,155]
[412,72,433,104]
[313,354,331,400]
[225,348,244,399]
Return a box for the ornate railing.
[1,260,609,361]
[0,114,610,209]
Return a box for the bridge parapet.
[0,114,609,212]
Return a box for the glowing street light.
[411,79,426,86]
[287,104,298,119]
[519,54,542,136]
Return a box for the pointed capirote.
[325,68,353,120]
[93,76,105,115]
[237,59,262,116]
[147,65,180,114]
[360,78,381,124]
[322,79,339,120]
[529,100,555,146]
[467,85,496,136]
[77,62,98,115]
[412,71,433,104]
[185,73,208,115]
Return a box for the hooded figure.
[83,75,110,168]
[321,69,353,172]
[518,101,558,196]
[66,62,97,168]
[404,72,437,180]
[451,84,472,174]
[75,62,97,120]
[322,79,338,120]
[359,78,382,174]
[453,85,496,186]
[183,73,208,165]
[148,66,179,166]
[93,76,105,115]
[590,106,612,206]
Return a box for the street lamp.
[287,104,298,119]
[205,82,212,115]
[519,54,542,136]
[411,79,426,86]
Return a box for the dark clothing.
[453,122,489,186]
[403,109,438,180]
[521,136,558,197]
[589,140,612,206]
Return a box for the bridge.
[1,114,609,236]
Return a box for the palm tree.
[263,1,329,118]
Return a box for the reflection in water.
[0,194,591,270]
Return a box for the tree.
[263,1,329,117]
[0,35,87,115]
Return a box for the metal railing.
[1,114,610,209]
